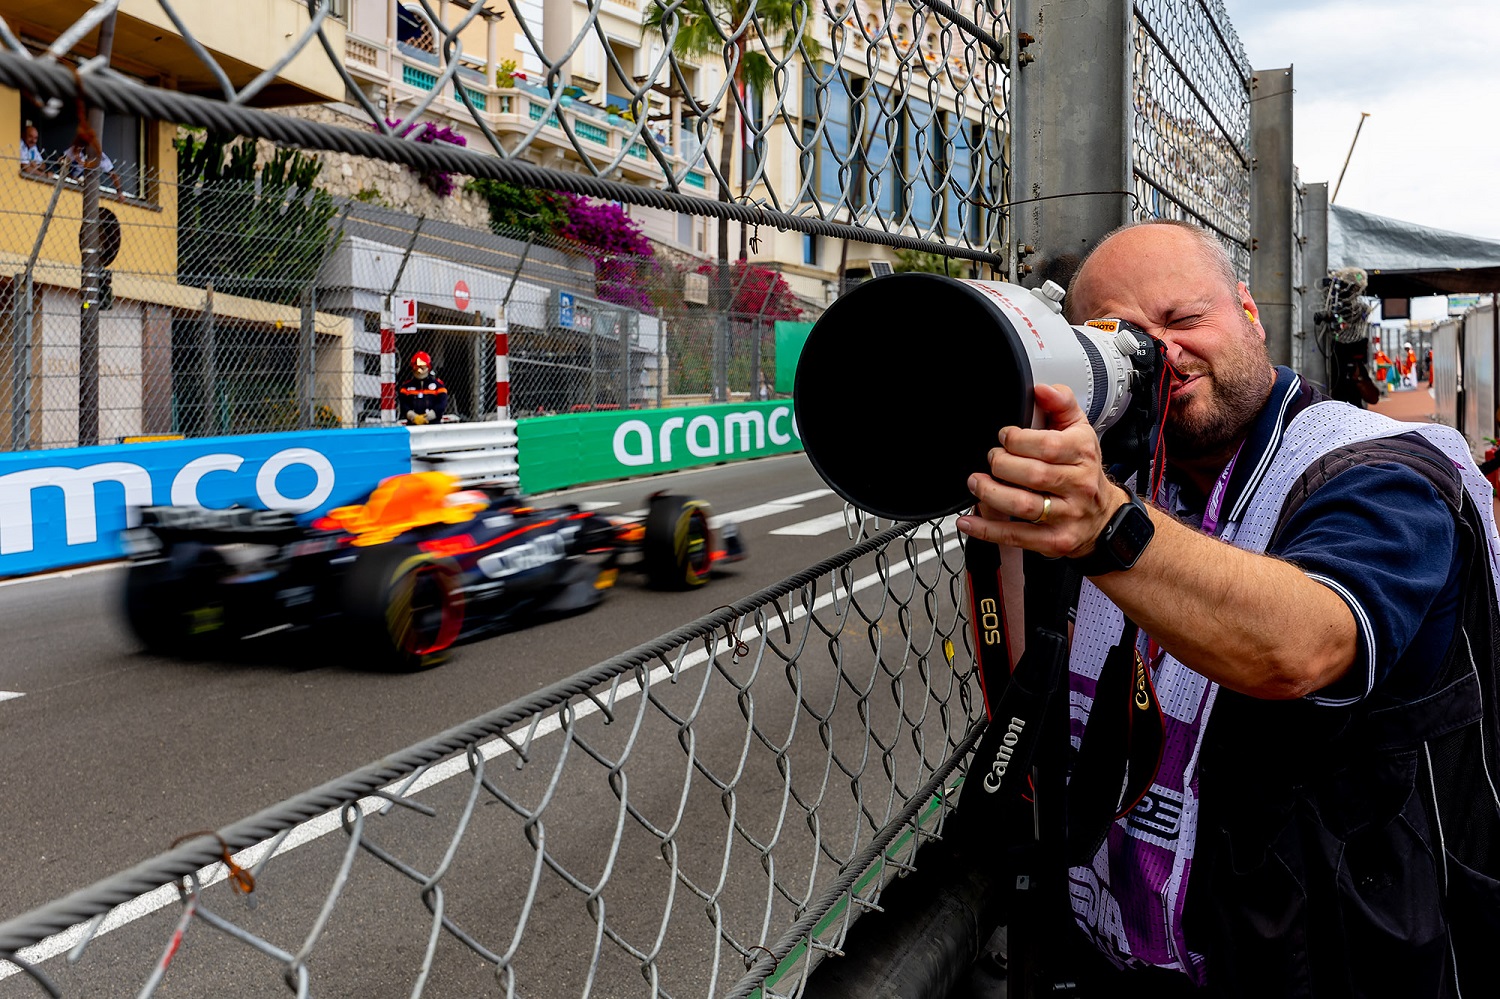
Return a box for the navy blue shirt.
[1161,367,1462,703]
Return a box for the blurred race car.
[120,472,745,671]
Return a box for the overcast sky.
[1221,0,1500,243]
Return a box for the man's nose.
[1153,332,1189,371]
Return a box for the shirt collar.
[1162,365,1320,529]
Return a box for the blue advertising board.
[0,428,412,578]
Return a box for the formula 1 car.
[120,472,745,671]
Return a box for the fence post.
[495,304,510,421]
[10,273,31,450]
[379,310,397,425]
[620,311,634,410]
[657,315,666,408]
[203,282,220,435]
[1298,182,1329,390]
[713,263,729,402]
[1250,67,1296,367]
[1009,0,1132,283]
[300,289,316,430]
[750,316,762,400]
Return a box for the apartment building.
[0,0,357,447]
[333,1,1004,307]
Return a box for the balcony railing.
[349,39,727,188]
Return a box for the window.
[862,84,899,216]
[803,233,818,265]
[744,82,767,181]
[904,98,938,229]
[26,98,149,201]
[801,64,857,204]
[944,115,980,242]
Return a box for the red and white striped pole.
[495,305,510,421]
[379,314,397,425]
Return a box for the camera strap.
[1064,618,1166,865]
[961,538,1068,813]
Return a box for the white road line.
[0,691,22,703]
[4,532,962,977]
[0,563,123,589]
[577,501,619,511]
[770,510,862,537]
[710,488,833,527]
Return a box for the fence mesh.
[0,518,983,998]
[1129,0,1252,277]
[0,151,836,449]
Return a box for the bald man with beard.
[956,220,1500,997]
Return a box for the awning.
[1329,203,1500,297]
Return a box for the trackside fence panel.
[0,520,984,998]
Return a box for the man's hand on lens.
[956,383,1129,558]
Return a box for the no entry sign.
[454,280,471,311]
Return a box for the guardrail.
[0,518,982,998]
[408,420,521,486]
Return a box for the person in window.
[399,351,448,425]
[64,138,126,202]
[20,123,46,178]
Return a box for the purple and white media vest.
[1065,402,1500,983]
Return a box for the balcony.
[339,32,720,191]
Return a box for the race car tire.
[338,544,464,672]
[643,494,713,589]
[123,542,230,656]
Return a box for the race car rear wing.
[135,506,309,545]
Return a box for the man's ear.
[1238,281,1264,341]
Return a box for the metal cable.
[0,54,1006,268]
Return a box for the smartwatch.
[1069,489,1155,576]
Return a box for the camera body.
[793,274,1160,521]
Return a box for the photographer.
[956,220,1498,996]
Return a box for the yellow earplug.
[1245,309,1255,322]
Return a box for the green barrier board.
[516,401,804,493]
[774,320,815,394]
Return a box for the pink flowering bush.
[694,259,803,320]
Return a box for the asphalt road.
[0,454,975,997]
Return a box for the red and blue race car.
[120,472,745,670]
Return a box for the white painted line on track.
[4,530,963,978]
[710,489,833,527]
[0,562,123,590]
[0,691,22,703]
[577,501,619,511]
[770,510,865,537]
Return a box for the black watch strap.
[1069,490,1155,577]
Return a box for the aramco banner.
[516,402,803,493]
[0,429,412,577]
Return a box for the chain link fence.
[0,518,981,998]
[0,151,831,449]
[1130,0,1253,277]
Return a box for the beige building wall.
[0,0,344,104]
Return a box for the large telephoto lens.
[793,274,1141,522]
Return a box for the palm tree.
[645,0,820,265]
